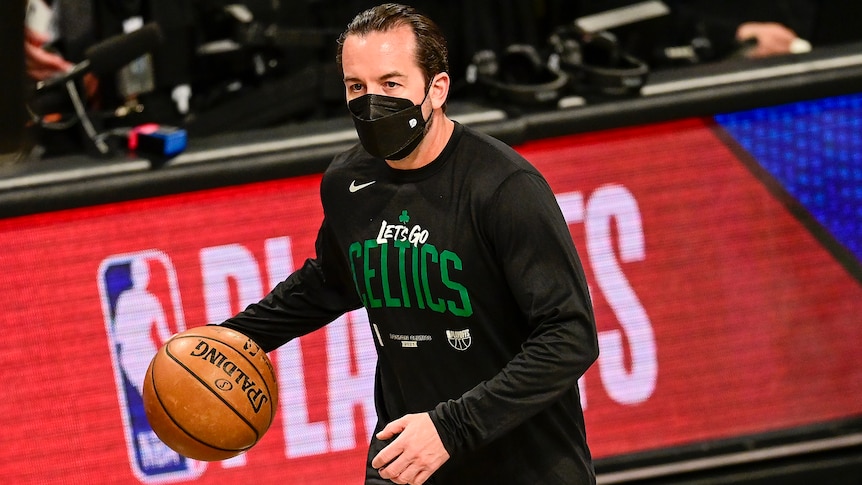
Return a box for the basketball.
[142,325,278,461]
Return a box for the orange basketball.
[142,325,278,461]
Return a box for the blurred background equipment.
[466,44,570,110]
[541,1,664,101]
[35,21,163,92]
[1,1,26,158]
[569,0,675,69]
[23,0,342,159]
[184,2,342,137]
[28,23,169,158]
[549,27,651,98]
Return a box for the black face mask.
[348,90,431,160]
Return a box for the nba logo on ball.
[98,250,205,483]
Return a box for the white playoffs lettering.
[558,185,658,409]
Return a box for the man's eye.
[350,83,364,92]
[385,81,399,88]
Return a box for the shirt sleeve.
[220,219,363,352]
[430,170,599,454]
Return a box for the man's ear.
[429,72,450,110]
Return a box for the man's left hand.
[372,413,450,485]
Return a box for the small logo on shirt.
[446,328,472,351]
[388,333,432,348]
[376,210,430,247]
[349,180,376,192]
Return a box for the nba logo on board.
[98,250,205,483]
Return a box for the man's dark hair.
[336,3,449,85]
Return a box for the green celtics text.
[348,238,473,317]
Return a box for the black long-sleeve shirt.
[223,122,599,484]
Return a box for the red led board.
[1,117,860,483]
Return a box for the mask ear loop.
[420,74,438,131]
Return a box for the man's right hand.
[736,22,800,58]
[25,27,72,81]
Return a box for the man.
[221,4,599,484]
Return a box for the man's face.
[341,25,428,108]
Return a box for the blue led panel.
[715,93,862,262]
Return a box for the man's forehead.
[344,25,416,56]
[342,27,420,79]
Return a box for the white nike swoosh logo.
[349,180,376,192]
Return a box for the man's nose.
[365,85,385,96]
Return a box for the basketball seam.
[150,355,250,454]
[163,339,263,444]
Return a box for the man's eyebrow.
[343,71,408,84]
[379,71,407,81]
